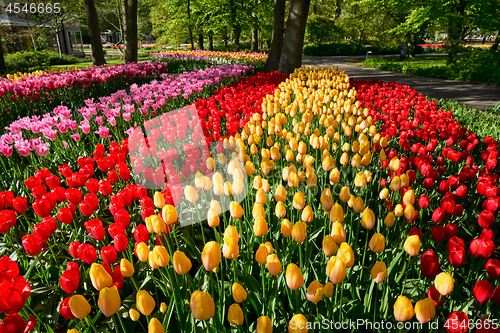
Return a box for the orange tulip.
[286,263,304,290]
[275,184,287,202]
[360,208,375,229]
[230,201,244,219]
[267,254,282,276]
[394,295,414,322]
[306,280,323,303]
[301,205,313,223]
[256,188,267,204]
[207,208,220,228]
[256,244,269,265]
[253,216,268,236]
[281,219,292,237]
[293,191,305,210]
[337,242,354,268]
[184,185,199,203]
[202,241,221,271]
[371,261,387,283]
[331,221,346,243]
[326,256,346,284]
[291,221,307,244]
[369,233,385,253]
[275,201,287,218]
[322,235,338,256]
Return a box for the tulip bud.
[434,272,454,295]
[150,215,166,234]
[394,204,404,217]
[415,298,436,324]
[293,191,305,210]
[331,221,346,244]
[354,172,367,188]
[254,216,268,237]
[202,241,221,271]
[274,184,287,202]
[403,189,415,206]
[394,295,414,321]
[90,263,113,291]
[230,201,244,219]
[369,233,385,253]
[129,308,140,321]
[339,186,351,202]
[281,219,292,237]
[154,192,166,209]
[207,208,220,228]
[384,212,395,227]
[152,246,170,267]
[288,314,308,332]
[184,185,199,203]
[256,188,267,204]
[267,254,282,276]
[173,251,192,275]
[337,242,354,268]
[228,303,244,326]
[120,258,135,277]
[404,204,417,221]
[329,203,344,223]
[135,242,150,262]
[291,221,307,244]
[390,176,401,191]
[322,235,338,256]
[232,283,247,303]
[190,290,215,320]
[379,188,389,200]
[323,282,334,298]
[306,280,323,303]
[275,201,287,218]
[404,235,421,256]
[286,263,304,290]
[256,244,269,265]
[257,316,273,333]
[162,205,178,225]
[98,285,121,317]
[68,295,91,319]
[301,205,313,223]
[326,256,346,284]
[360,208,375,229]
[136,290,155,316]
[148,318,165,333]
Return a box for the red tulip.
[431,226,445,243]
[492,287,500,306]
[423,177,434,190]
[32,198,51,218]
[444,223,457,238]
[455,185,467,199]
[113,233,129,252]
[409,227,422,241]
[58,164,73,177]
[108,169,119,184]
[420,249,440,278]
[0,274,31,314]
[118,189,132,207]
[427,285,445,306]
[141,197,154,208]
[86,178,100,194]
[84,219,105,241]
[12,197,28,214]
[65,188,82,205]
[445,311,469,333]
[117,165,131,181]
[51,186,66,202]
[22,234,43,255]
[60,269,79,293]
[449,246,466,268]
[45,175,61,190]
[99,179,113,196]
[470,237,495,258]
[485,259,500,279]
[78,243,97,264]
[478,210,495,228]
[0,210,17,233]
[101,245,118,264]
[108,223,125,238]
[57,207,73,225]
[69,241,80,258]
[33,223,51,242]
[474,280,493,303]
[24,176,41,190]
[114,209,130,228]
[0,313,34,333]
[79,200,94,217]
[59,297,75,319]
[112,265,124,291]
[432,207,444,223]
[418,195,430,209]
[134,224,149,243]
[66,261,79,272]
[480,228,494,241]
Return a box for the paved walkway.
[302,55,500,110]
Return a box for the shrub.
[4,50,81,74]
[303,41,400,56]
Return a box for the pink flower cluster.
[0,62,168,102]
[1,65,253,159]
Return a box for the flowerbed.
[0,65,254,195]
[1,65,499,333]
[0,62,169,125]
[150,50,268,73]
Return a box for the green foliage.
[303,41,400,56]
[363,51,500,85]
[4,51,81,74]
[429,98,500,142]
[305,14,343,44]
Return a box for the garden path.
[302,55,500,110]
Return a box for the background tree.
[0,32,6,73]
[83,0,106,65]
[263,0,285,71]
[122,0,138,62]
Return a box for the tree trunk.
[122,0,138,62]
[491,33,499,52]
[187,0,195,50]
[263,0,286,72]
[196,34,204,50]
[84,0,106,65]
[0,34,6,73]
[251,0,259,51]
[278,0,311,73]
[335,0,342,21]
[208,33,214,51]
[234,24,241,51]
[55,30,63,56]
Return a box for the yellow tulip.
[207,208,220,228]
[253,202,266,219]
[360,208,375,229]
[68,294,91,319]
[173,251,192,275]
[354,172,367,187]
[415,298,436,324]
[275,201,287,218]
[371,261,388,283]
[403,235,421,256]
[326,256,346,284]
[202,241,221,271]
[149,251,159,270]
[223,238,240,259]
[253,216,268,236]
[329,168,340,185]
[400,173,409,188]
[89,263,113,291]
[152,246,170,267]
[154,191,165,208]
[323,282,334,298]
[129,308,140,321]
[384,212,395,227]
[403,189,415,206]
[230,201,244,219]
[267,254,282,276]
[322,235,338,256]
[232,283,247,303]
[288,314,308,332]
[353,197,365,213]
[162,205,178,225]
[286,263,304,290]
[331,221,346,244]
[337,242,354,268]
[393,295,414,322]
[257,316,273,333]
[135,242,150,262]
[148,318,165,333]
[275,184,287,202]
[184,185,199,203]
[224,225,240,242]
[228,303,244,326]
[434,272,454,295]
[245,161,256,175]
[368,233,385,253]
[301,205,313,223]
[306,280,323,303]
[98,285,121,317]
[394,204,404,217]
[151,215,166,234]
[160,302,167,313]
[329,203,344,223]
[281,219,292,237]
[379,188,389,200]
[256,244,269,265]
[256,188,267,204]
[264,241,274,255]
[190,290,215,320]
[291,221,307,244]
[136,290,155,316]
[210,200,222,215]
[120,258,135,277]
[390,176,401,191]
[293,191,305,210]
[404,204,417,221]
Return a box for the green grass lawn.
[50,54,151,69]
[344,55,450,66]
